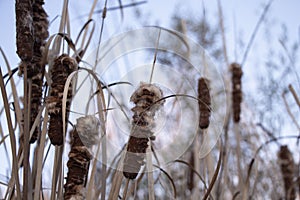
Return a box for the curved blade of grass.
[146,142,154,200]
[0,67,21,200]
[174,159,207,190]
[241,0,274,66]
[152,164,176,198]
[202,140,222,200]
[74,19,95,62]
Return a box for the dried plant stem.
[282,92,300,132]
[288,84,300,109]
[217,0,229,67]
[241,0,274,66]
[146,143,155,200]
[234,123,244,192]
[122,179,130,200]
[0,68,21,200]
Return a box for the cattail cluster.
[47,54,77,145]
[123,82,165,179]
[231,63,243,123]
[198,77,211,129]
[16,0,49,143]
[64,116,100,200]
[278,145,296,200]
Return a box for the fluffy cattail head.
[75,115,100,149]
[123,82,165,179]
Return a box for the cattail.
[64,116,100,200]
[187,150,195,191]
[123,82,165,179]
[16,0,33,64]
[16,0,49,143]
[231,63,243,123]
[47,54,77,145]
[278,145,296,200]
[198,77,211,129]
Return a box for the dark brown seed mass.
[198,77,211,129]
[47,54,77,145]
[231,63,243,123]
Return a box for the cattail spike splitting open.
[198,77,211,129]
[231,63,243,123]
[47,54,77,145]
[64,116,100,200]
[123,82,165,179]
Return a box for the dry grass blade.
[153,164,177,198]
[288,84,300,108]
[202,141,222,200]
[33,110,49,200]
[241,0,274,66]
[146,143,154,200]
[74,19,95,62]
[282,91,300,132]
[0,67,21,200]
[217,0,229,67]
[173,159,207,190]
[0,134,9,146]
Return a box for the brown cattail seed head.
[64,116,99,200]
[198,77,211,129]
[278,145,296,200]
[17,0,49,143]
[47,54,77,145]
[123,82,165,179]
[231,63,243,123]
[16,0,33,62]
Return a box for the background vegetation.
[0,0,299,199]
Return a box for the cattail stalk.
[123,82,165,179]
[47,54,77,145]
[64,116,100,200]
[278,145,296,200]
[231,63,243,123]
[198,77,211,129]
